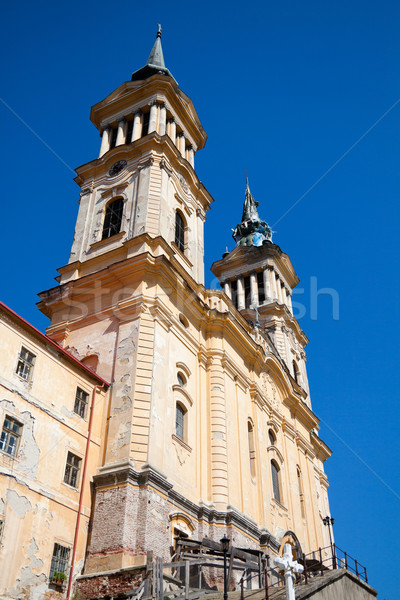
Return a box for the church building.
[0,28,369,600]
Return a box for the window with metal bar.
[16,347,36,381]
[74,387,89,419]
[271,460,281,503]
[0,416,22,457]
[64,452,81,488]
[175,403,186,441]
[175,211,185,253]
[49,543,70,579]
[102,198,123,240]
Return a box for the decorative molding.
[160,158,173,177]
[137,157,154,171]
[196,208,206,222]
[176,361,192,378]
[89,231,126,252]
[172,385,193,407]
[172,435,192,463]
[168,511,195,532]
[267,445,285,464]
[149,302,173,332]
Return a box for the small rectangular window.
[74,387,89,419]
[16,347,36,381]
[50,542,70,580]
[64,452,81,488]
[0,416,22,457]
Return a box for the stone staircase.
[165,568,377,600]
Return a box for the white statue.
[274,544,304,600]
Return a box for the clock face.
[108,160,127,177]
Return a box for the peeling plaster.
[117,328,137,366]
[5,489,32,519]
[10,539,47,600]
[18,412,40,479]
[116,421,131,451]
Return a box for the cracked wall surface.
[0,311,108,599]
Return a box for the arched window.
[268,429,276,446]
[175,403,186,441]
[293,361,300,384]
[177,372,186,387]
[102,198,123,240]
[248,420,256,478]
[175,210,185,253]
[297,466,306,519]
[271,460,281,503]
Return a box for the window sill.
[14,373,33,385]
[0,448,19,461]
[271,498,288,512]
[89,230,126,251]
[61,481,80,493]
[172,434,192,453]
[49,581,66,591]
[171,242,193,268]
[73,411,88,422]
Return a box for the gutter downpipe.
[66,382,106,600]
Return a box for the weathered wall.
[0,312,108,598]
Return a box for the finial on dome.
[232,176,273,247]
[131,26,178,85]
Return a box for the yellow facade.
[0,303,108,599]
[0,31,334,600]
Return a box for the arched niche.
[279,531,303,560]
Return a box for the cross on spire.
[274,544,304,600]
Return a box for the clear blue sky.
[1,1,399,597]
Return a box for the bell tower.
[57,27,211,291]
[211,179,311,407]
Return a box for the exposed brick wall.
[82,474,274,599]
[136,486,172,560]
[75,568,145,600]
[89,484,140,556]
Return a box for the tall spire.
[233,177,273,247]
[242,176,261,222]
[146,24,165,69]
[131,25,176,83]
